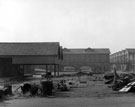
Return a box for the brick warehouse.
[0,43,110,77]
[61,48,110,74]
[0,42,63,77]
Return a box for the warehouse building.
[61,48,110,74]
[0,42,63,77]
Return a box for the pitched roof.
[0,42,60,55]
[63,48,110,54]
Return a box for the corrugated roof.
[0,42,60,55]
[63,48,110,54]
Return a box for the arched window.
[80,66,92,72]
[64,66,76,72]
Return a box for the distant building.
[61,48,110,74]
[0,42,63,77]
[110,49,135,72]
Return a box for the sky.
[0,0,135,53]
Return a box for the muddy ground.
[1,76,135,107]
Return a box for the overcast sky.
[0,0,135,53]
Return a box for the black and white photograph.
[0,0,135,107]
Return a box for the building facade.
[61,48,110,74]
[110,49,135,72]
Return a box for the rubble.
[119,81,135,92]
[57,80,71,91]
[104,68,135,92]
[0,74,92,100]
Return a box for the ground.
[1,76,135,107]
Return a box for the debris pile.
[0,79,54,99]
[0,74,91,99]
[57,80,70,91]
[104,68,135,93]
[0,78,77,99]
[0,84,12,98]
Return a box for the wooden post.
[46,65,48,75]
[19,64,24,77]
[57,65,59,76]
[54,65,56,77]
